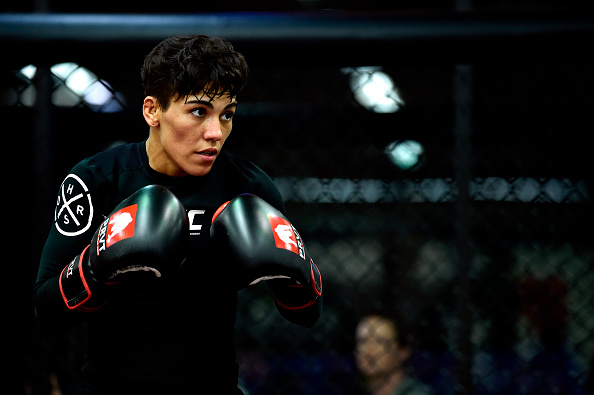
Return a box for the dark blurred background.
[3,1,594,394]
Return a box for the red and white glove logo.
[97,204,138,254]
[107,206,137,246]
[268,215,305,259]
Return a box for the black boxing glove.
[59,185,188,310]
[211,194,322,310]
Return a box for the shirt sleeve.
[34,159,108,335]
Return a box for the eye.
[221,111,235,122]
[191,107,207,117]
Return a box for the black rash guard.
[34,141,320,394]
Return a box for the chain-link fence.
[4,13,594,395]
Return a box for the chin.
[186,165,214,177]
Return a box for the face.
[355,315,409,378]
[145,91,237,177]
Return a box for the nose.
[358,339,381,356]
[203,118,223,141]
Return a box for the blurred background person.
[353,312,433,395]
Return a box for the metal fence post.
[33,64,54,239]
[453,63,474,394]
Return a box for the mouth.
[195,147,218,162]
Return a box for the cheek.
[221,128,232,144]
[161,117,195,145]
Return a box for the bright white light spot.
[51,62,98,96]
[20,64,37,80]
[51,62,79,80]
[65,67,97,96]
[386,140,424,170]
[17,62,124,112]
[343,66,404,113]
[84,80,113,106]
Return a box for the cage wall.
[4,14,594,394]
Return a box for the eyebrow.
[184,99,238,110]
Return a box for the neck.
[145,134,184,177]
[368,369,407,395]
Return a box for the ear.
[143,96,160,127]
[397,345,412,363]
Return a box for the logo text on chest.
[188,209,206,236]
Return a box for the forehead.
[186,91,235,102]
[172,89,237,106]
[187,82,235,101]
[162,91,236,111]
[356,316,397,341]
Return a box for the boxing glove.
[59,185,189,310]
[211,194,322,309]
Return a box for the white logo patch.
[274,224,298,248]
[107,212,134,244]
[188,209,205,236]
[55,174,94,236]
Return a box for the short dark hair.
[359,308,411,347]
[141,35,249,110]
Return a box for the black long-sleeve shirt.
[34,141,321,394]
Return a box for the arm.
[34,180,189,336]
[34,167,104,334]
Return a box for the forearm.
[34,277,88,336]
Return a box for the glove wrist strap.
[59,245,99,310]
[271,261,323,310]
